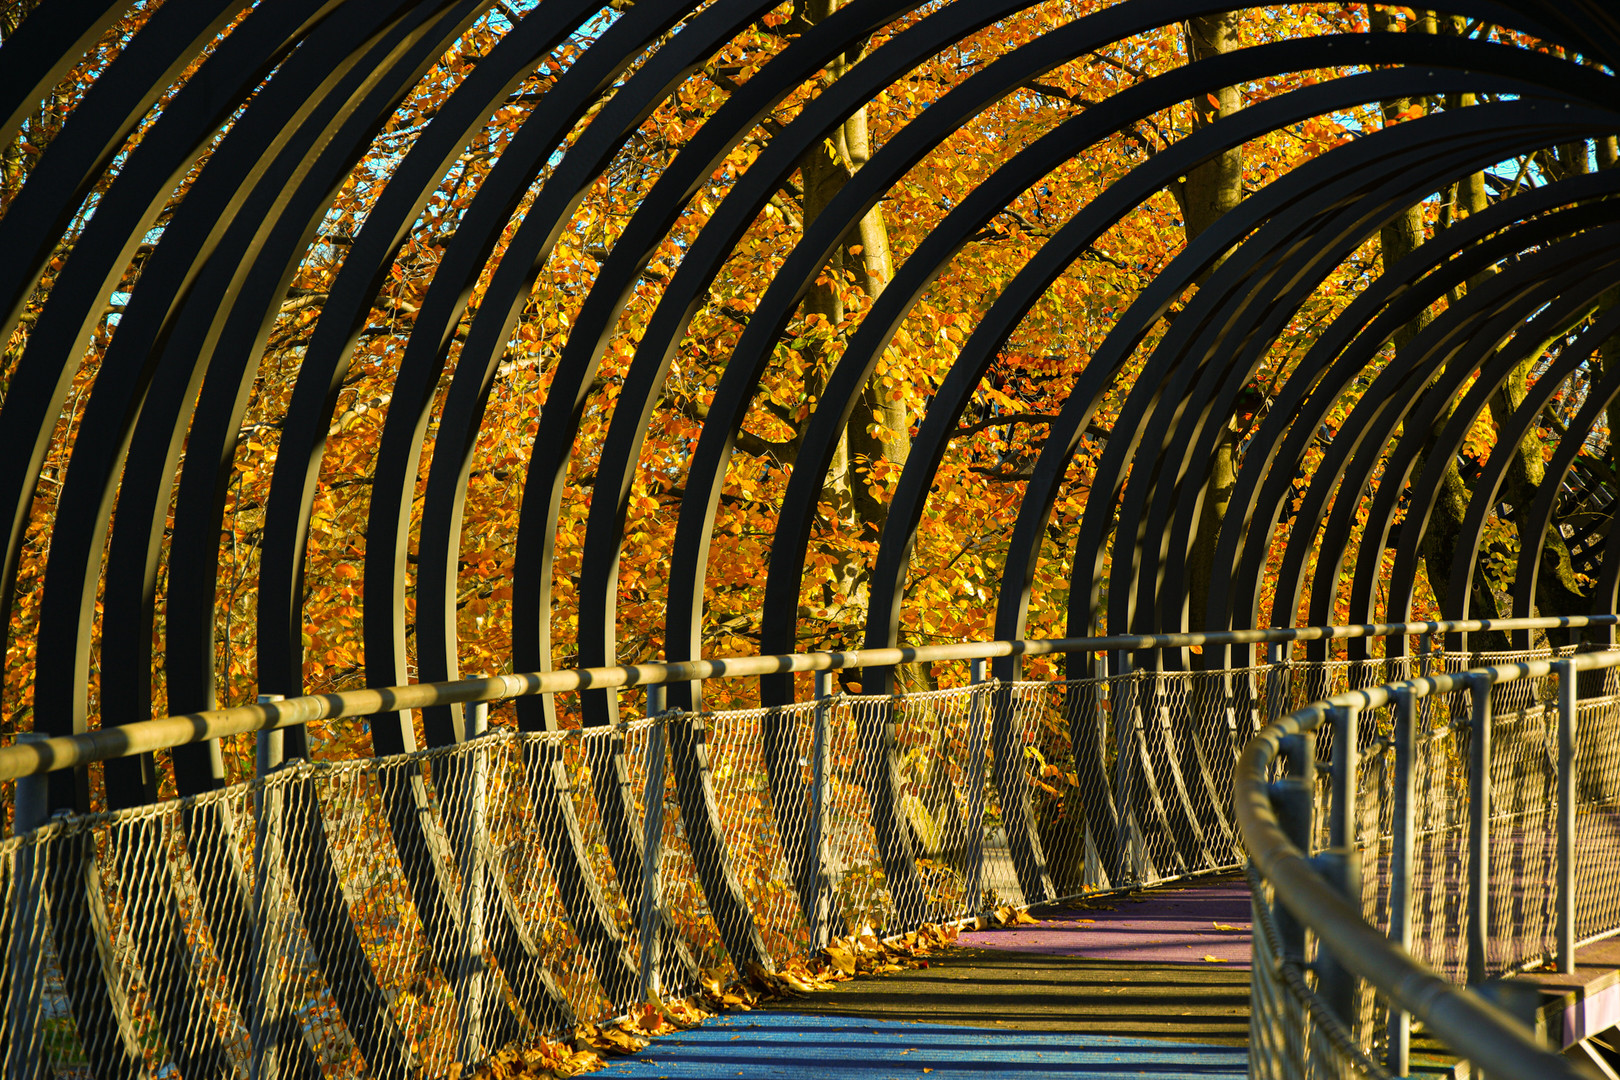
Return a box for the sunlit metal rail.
[1239,642,1620,1079]
[3,617,1614,1077]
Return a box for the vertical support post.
[1387,688,1417,1076]
[1317,703,1363,1028]
[1265,641,1289,724]
[810,669,833,948]
[250,694,285,1080]
[1092,650,1108,891]
[1468,674,1492,986]
[7,734,47,1078]
[965,658,989,914]
[1555,659,1576,975]
[1273,728,1316,964]
[1326,705,1359,855]
[638,684,667,1002]
[1113,650,1141,886]
[11,734,47,838]
[256,711,284,778]
[1418,632,1436,680]
[456,701,489,1070]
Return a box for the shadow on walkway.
[595,1012,1248,1079]
[755,945,1250,1046]
[598,876,1255,1078]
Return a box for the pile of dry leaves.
[453,920,969,1079]
[971,903,1041,930]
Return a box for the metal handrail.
[3,614,1612,783]
[1235,646,1620,1080]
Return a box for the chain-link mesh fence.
[1572,670,1620,947]
[15,648,1615,1077]
[1334,648,1620,995]
[2,726,688,1079]
[1248,868,1393,1080]
[1248,645,1620,1079]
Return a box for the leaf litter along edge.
[450,920,970,1079]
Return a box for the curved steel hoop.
[3,0,1619,1074]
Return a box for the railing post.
[1265,640,1290,724]
[965,658,989,914]
[10,734,47,839]
[1272,728,1316,963]
[456,700,489,1069]
[1387,688,1417,1076]
[7,734,47,1078]
[809,669,833,947]
[256,698,285,777]
[1113,649,1141,886]
[1468,673,1492,986]
[1317,703,1362,1028]
[250,693,285,1080]
[638,683,667,1001]
[1555,659,1576,975]
[1102,650,1118,890]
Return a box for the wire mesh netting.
[683,706,809,964]
[1,726,676,1078]
[0,662,1336,1078]
[1340,649,1620,993]
[1571,675,1620,945]
[1248,868,1392,1080]
[1254,646,1620,1077]
[16,651,1615,1077]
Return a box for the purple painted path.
[959,877,1254,968]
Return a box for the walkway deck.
[599,876,1254,1079]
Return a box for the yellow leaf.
[823,943,856,975]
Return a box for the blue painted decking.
[598,878,1255,1078]
[597,1013,1247,1079]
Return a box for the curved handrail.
[3,614,1612,782]
[1236,649,1620,1080]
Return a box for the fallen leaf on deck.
[575,1022,647,1056]
[823,943,857,975]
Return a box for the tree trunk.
[1181,13,1244,634]
[793,0,906,625]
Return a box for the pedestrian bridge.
[3,1,1620,1077]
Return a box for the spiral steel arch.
[4,0,1620,1071]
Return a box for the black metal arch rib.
[867,47,1602,890]
[5,0,1620,1067]
[1204,174,1620,644]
